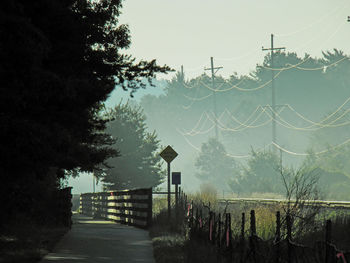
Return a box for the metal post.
[167,162,171,218]
[175,184,179,208]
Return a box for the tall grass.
[150,186,350,263]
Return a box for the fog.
[69,1,350,200]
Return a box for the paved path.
[40,213,155,263]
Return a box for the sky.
[69,0,350,194]
[119,0,350,81]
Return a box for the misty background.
[69,0,350,197]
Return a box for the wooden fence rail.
[80,188,152,228]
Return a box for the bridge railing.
[80,188,152,228]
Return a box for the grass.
[0,216,69,263]
[151,189,350,263]
[150,205,186,263]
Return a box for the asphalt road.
[40,213,155,263]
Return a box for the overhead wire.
[286,96,350,127]
[257,56,312,71]
[213,108,272,132]
[262,105,350,131]
[180,111,226,136]
[225,106,262,127]
[257,56,348,72]
[272,136,350,156]
[200,78,246,92]
[184,111,208,135]
[199,70,284,93]
[295,57,349,71]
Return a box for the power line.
[272,136,350,156]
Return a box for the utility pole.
[181,65,184,81]
[205,57,223,141]
[262,34,286,152]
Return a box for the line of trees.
[139,49,350,199]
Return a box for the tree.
[0,0,170,224]
[229,150,285,196]
[303,108,350,200]
[279,166,321,238]
[195,138,238,191]
[98,102,164,190]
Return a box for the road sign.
[172,172,181,185]
[160,145,178,163]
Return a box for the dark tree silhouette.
[0,0,170,224]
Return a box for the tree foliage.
[0,0,170,224]
[195,138,238,191]
[229,150,285,195]
[99,103,164,190]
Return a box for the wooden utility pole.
[181,65,184,81]
[205,57,223,141]
[262,34,285,152]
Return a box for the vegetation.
[98,102,164,190]
[151,188,350,263]
[1,0,169,223]
[140,49,350,198]
[229,150,284,196]
[195,138,238,192]
[1,0,170,261]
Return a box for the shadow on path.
[40,213,155,263]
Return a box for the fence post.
[275,211,281,263]
[209,212,213,242]
[195,207,199,232]
[217,213,221,248]
[227,213,232,248]
[286,214,292,263]
[325,219,332,263]
[190,200,194,228]
[225,213,229,248]
[240,212,245,263]
[250,210,257,263]
[212,212,216,244]
[147,188,153,227]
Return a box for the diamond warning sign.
[160,145,178,163]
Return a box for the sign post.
[172,172,181,209]
[160,145,178,219]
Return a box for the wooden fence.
[178,191,350,263]
[80,188,152,228]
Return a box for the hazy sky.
[119,0,350,80]
[70,0,350,194]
